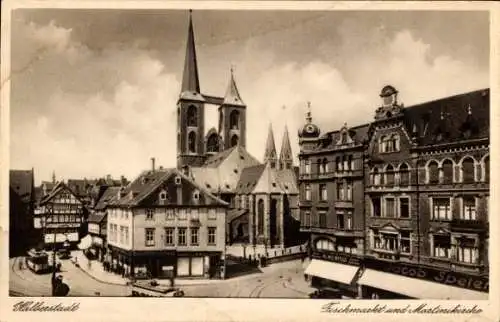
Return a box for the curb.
[70,260,129,287]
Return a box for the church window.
[230,110,240,130]
[231,134,239,147]
[187,105,198,127]
[257,199,264,235]
[188,131,197,153]
[206,133,219,153]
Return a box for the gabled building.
[106,166,228,280]
[33,181,87,249]
[299,87,489,300]
[10,169,36,256]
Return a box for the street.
[10,256,314,298]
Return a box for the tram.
[25,249,51,273]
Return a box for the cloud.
[10,16,488,185]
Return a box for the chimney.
[151,157,156,172]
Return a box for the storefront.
[305,251,363,299]
[358,259,489,300]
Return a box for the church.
[176,11,303,248]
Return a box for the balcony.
[450,219,487,232]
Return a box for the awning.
[304,259,360,285]
[78,235,92,250]
[358,269,488,300]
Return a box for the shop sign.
[312,251,360,266]
[365,259,488,292]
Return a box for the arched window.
[442,159,454,184]
[229,110,240,130]
[399,163,409,186]
[393,134,400,152]
[462,157,475,183]
[336,156,342,171]
[188,131,196,153]
[372,168,381,186]
[428,161,439,184]
[484,156,489,182]
[231,134,239,147]
[257,199,264,235]
[323,158,329,173]
[379,135,386,153]
[385,164,395,186]
[187,105,198,127]
[206,134,219,153]
[317,159,322,174]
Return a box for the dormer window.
[193,190,200,202]
[175,176,181,185]
[159,190,168,201]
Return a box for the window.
[337,182,344,200]
[188,131,197,153]
[159,190,168,201]
[343,157,349,172]
[165,228,174,246]
[231,135,239,147]
[323,158,329,173]
[400,231,410,253]
[483,156,489,182]
[456,238,478,264]
[145,228,155,247]
[187,105,197,127]
[146,209,154,220]
[346,182,352,200]
[336,157,342,171]
[461,196,477,220]
[461,157,475,183]
[346,216,352,230]
[178,208,187,220]
[372,198,381,217]
[385,165,395,186]
[399,198,409,218]
[190,227,199,245]
[191,209,199,220]
[379,136,387,153]
[257,199,264,234]
[304,211,311,227]
[337,213,344,229]
[372,168,381,185]
[319,184,327,201]
[399,163,409,186]
[433,235,450,258]
[208,208,217,220]
[350,156,355,171]
[381,233,398,251]
[442,160,453,184]
[372,229,381,249]
[178,228,187,245]
[304,184,311,201]
[428,161,439,184]
[432,198,451,220]
[318,212,327,228]
[304,159,311,174]
[193,191,200,203]
[385,198,395,218]
[208,227,216,245]
[315,239,335,251]
[316,159,322,174]
[166,209,175,220]
[124,227,129,244]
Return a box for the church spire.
[223,66,245,106]
[264,123,277,168]
[279,125,293,170]
[181,10,200,94]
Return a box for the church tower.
[263,123,278,168]
[218,67,247,150]
[177,10,207,169]
[278,125,293,170]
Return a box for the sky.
[9,8,489,185]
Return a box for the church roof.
[180,11,201,96]
[264,124,277,162]
[222,70,245,106]
[203,145,260,169]
[279,125,293,163]
[235,164,266,194]
[252,163,299,195]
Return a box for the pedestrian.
[18,258,23,270]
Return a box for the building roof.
[402,88,489,146]
[40,181,83,205]
[312,123,371,151]
[41,181,56,191]
[10,170,34,203]
[109,168,228,208]
[252,163,299,194]
[235,165,266,194]
[227,209,248,223]
[88,213,106,224]
[67,179,94,197]
[94,186,122,210]
[203,145,261,169]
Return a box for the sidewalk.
[70,250,310,288]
